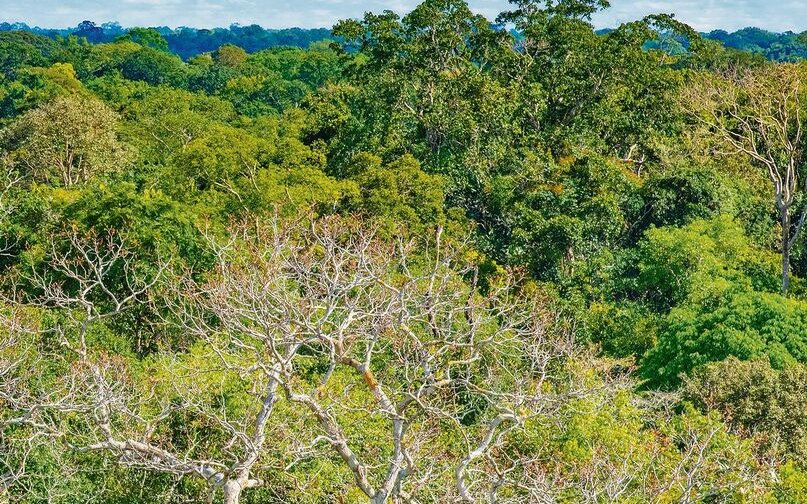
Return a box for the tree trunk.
[782,208,791,296]
[222,480,242,504]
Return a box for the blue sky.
[0,0,804,32]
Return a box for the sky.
[0,0,804,33]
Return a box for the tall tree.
[684,63,807,294]
[115,27,169,52]
[0,95,128,186]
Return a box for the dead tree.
[168,217,591,503]
[0,163,22,257]
[1,217,600,503]
[684,64,806,294]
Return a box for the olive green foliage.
[684,358,807,466]
[349,153,445,232]
[1,94,129,186]
[213,44,247,67]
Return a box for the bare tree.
[1,215,590,503]
[0,292,100,502]
[0,306,35,497]
[0,162,22,257]
[0,229,173,501]
[165,216,597,504]
[683,64,806,294]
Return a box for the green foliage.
[0,2,806,502]
[213,44,247,67]
[117,45,188,86]
[776,462,807,503]
[0,95,129,186]
[636,216,780,307]
[0,31,60,79]
[349,153,445,232]
[631,217,804,387]
[684,358,807,466]
[636,167,728,232]
[583,301,658,358]
[705,28,807,62]
[644,290,807,387]
[116,28,169,52]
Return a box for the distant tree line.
[594,26,807,61]
[0,21,332,59]
[3,20,807,61]
[704,27,807,61]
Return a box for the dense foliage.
[704,28,807,62]
[1,1,807,503]
[5,19,807,62]
[0,21,332,59]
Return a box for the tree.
[0,230,166,501]
[0,163,22,256]
[0,31,59,80]
[117,46,188,87]
[116,28,169,52]
[684,358,807,466]
[497,1,685,163]
[213,44,247,67]
[0,62,88,116]
[328,0,687,280]
[1,3,805,501]
[350,153,445,231]
[683,63,807,294]
[72,21,105,44]
[643,288,807,388]
[0,95,128,186]
[0,217,607,503]
[634,216,779,308]
[154,218,595,503]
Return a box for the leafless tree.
[0,217,621,503]
[0,229,170,501]
[0,162,22,257]
[683,64,806,294]
[0,306,35,497]
[164,216,597,504]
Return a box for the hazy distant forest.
[5,18,807,61]
[2,0,807,502]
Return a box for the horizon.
[1,19,801,36]
[0,0,805,33]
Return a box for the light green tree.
[1,95,128,186]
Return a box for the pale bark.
[685,65,805,294]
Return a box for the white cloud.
[592,0,807,31]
